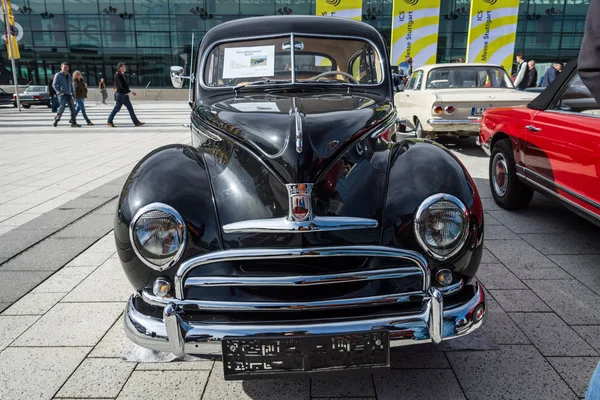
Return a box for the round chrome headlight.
[130,203,186,271]
[414,194,470,260]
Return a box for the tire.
[22,104,31,109]
[415,118,436,141]
[490,139,534,209]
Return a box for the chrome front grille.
[160,246,431,313]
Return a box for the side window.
[407,71,422,90]
[551,73,599,115]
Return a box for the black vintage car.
[115,15,485,380]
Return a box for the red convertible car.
[479,60,600,225]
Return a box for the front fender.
[114,144,221,291]
[382,140,484,277]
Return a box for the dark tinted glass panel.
[65,14,101,30]
[102,32,136,47]
[136,32,170,47]
[33,31,67,47]
[134,16,170,31]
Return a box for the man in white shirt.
[513,53,529,91]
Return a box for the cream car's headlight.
[130,203,186,271]
[414,194,469,260]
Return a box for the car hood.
[432,88,539,103]
[195,91,394,183]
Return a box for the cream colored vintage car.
[395,63,539,140]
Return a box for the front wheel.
[490,139,533,209]
[415,118,436,141]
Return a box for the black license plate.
[222,330,390,380]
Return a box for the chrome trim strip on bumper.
[142,290,424,311]
[222,216,378,234]
[123,282,485,357]
[427,118,482,125]
[174,246,430,299]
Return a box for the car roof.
[415,63,505,73]
[198,15,387,60]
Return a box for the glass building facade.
[0,0,590,87]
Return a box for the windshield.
[203,35,383,88]
[426,66,513,89]
[25,86,46,93]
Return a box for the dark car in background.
[13,85,51,108]
[0,88,13,106]
[116,15,486,380]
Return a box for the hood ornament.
[286,183,313,222]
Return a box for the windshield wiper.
[233,79,291,91]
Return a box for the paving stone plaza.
[0,101,599,400]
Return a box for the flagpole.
[2,0,20,111]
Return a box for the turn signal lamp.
[432,105,443,115]
[153,277,171,297]
[435,269,453,286]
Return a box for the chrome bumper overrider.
[124,246,486,358]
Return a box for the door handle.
[526,125,542,132]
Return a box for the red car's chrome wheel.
[492,153,508,197]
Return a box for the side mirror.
[170,66,186,89]
[559,104,572,112]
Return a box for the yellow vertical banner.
[1,0,20,60]
[466,0,520,73]
[316,0,362,22]
[390,0,441,68]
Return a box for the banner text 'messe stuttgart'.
[466,0,520,73]
[390,0,441,68]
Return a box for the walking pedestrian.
[72,71,93,126]
[99,77,108,104]
[527,60,538,88]
[52,62,80,128]
[48,74,58,112]
[513,53,529,91]
[107,62,144,128]
[540,62,562,87]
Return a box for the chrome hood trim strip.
[222,216,378,234]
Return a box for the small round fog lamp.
[153,278,171,298]
[435,269,453,287]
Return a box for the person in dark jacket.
[107,62,144,127]
[527,60,538,88]
[579,0,600,104]
[540,63,562,87]
[52,62,80,128]
[72,70,93,125]
[48,74,57,112]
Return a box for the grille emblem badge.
[287,183,313,222]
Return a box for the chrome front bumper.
[124,246,486,358]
